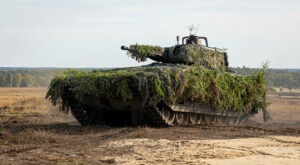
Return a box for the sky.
[0,0,300,68]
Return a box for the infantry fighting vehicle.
[46,34,267,126]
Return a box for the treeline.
[0,69,62,87]
[0,67,300,88]
[233,67,300,89]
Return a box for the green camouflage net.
[124,44,227,71]
[170,44,226,70]
[46,65,267,116]
[126,44,164,62]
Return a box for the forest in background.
[0,69,60,87]
[234,67,300,89]
[0,67,299,89]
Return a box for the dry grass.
[250,88,300,128]
[0,88,60,148]
[0,88,48,125]
[0,88,74,145]
[266,95,300,124]
[0,129,59,145]
[0,88,84,164]
[0,87,46,106]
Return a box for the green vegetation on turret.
[46,65,267,116]
[126,44,164,62]
[172,44,226,70]
[124,44,227,71]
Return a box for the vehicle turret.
[121,34,229,71]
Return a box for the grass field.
[252,89,300,128]
[0,87,299,164]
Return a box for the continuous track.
[70,103,247,127]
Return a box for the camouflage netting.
[46,65,267,116]
[125,44,227,70]
[126,44,164,62]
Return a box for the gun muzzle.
[121,46,129,50]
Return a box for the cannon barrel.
[121,45,167,63]
[121,45,130,51]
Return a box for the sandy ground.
[103,136,300,165]
[0,87,299,164]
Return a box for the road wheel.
[189,113,201,125]
[202,115,212,124]
[161,107,175,125]
[176,112,189,125]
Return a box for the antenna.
[188,25,195,35]
[195,24,199,35]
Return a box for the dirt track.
[0,88,300,164]
[105,135,300,165]
[1,124,299,164]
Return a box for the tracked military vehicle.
[46,34,267,127]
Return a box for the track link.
[145,106,172,127]
[153,103,246,126]
[70,102,247,127]
[70,105,92,126]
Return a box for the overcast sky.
[1,0,300,68]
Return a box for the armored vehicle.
[46,34,267,126]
